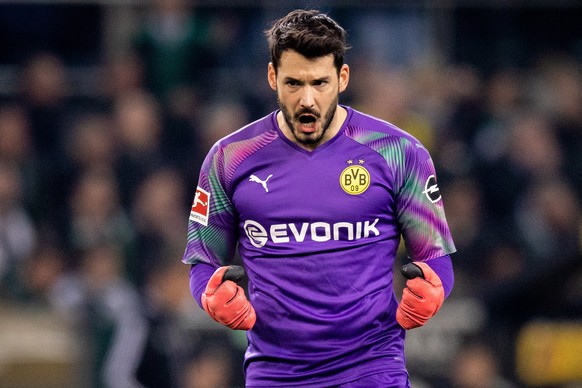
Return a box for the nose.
[299,86,315,108]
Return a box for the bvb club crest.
[340,159,370,195]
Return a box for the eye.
[286,80,300,87]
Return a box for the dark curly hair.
[265,9,350,74]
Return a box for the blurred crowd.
[0,1,581,388]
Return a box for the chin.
[299,135,323,146]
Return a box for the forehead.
[276,50,337,79]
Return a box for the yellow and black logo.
[340,159,370,195]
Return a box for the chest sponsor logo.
[243,219,380,248]
[190,187,210,226]
[340,159,370,195]
[423,175,442,203]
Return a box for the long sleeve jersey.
[183,106,456,387]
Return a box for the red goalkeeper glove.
[201,266,256,330]
[396,262,444,330]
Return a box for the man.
[183,9,456,387]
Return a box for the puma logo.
[249,174,273,192]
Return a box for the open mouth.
[298,114,317,124]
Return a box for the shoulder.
[205,112,279,161]
[202,112,279,175]
[344,107,431,160]
[214,112,278,148]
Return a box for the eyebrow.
[283,75,332,84]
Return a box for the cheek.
[276,90,295,106]
[320,92,338,109]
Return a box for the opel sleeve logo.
[422,175,442,203]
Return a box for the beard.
[278,94,339,148]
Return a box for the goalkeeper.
[183,9,456,387]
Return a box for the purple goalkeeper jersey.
[183,106,456,387]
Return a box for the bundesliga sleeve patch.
[190,187,210,226]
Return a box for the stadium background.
[0,1,580,387]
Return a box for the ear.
[339,64,350,93]
[267,62,277,91]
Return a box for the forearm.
[423,254,454,298]
[189,262,218,307]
